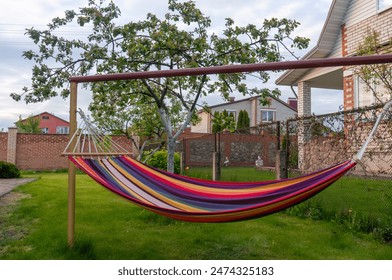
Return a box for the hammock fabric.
[69,155,356,222]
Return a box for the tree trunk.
[167,136,176,173]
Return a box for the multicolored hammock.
[65,100,391,223]
[69,155,355,222]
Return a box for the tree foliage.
[14,0,309,172]
[92,95,168,161]
[236,109,250,132]
[212,110,236,133]
[15,115,41,133]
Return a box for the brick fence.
[181,132,277,167]
[1,128,281,170]
[0,132,8,162]
[0,128,133,171]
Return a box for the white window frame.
[260,109,276,123]
[354,76,378,109]
[41,128,49,134]
[378,0,392,12]
[56,126,69,134]
[225,109,237,121]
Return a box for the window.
[41,128,49,134]
[354,75,390,108]
[56,126,69,134]
[261,109,275,122]
[354,76,378,108]
[42,116,49,120]
[225,109,237,121]
[378,0,392,11]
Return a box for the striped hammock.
[66,100,391,223]
[69,155,355,222]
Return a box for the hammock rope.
[63,109,131,157]
[64,100,392,222]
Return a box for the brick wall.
[182,132,277,167]
[0,132,7,161]
[2,131,133,171]
[15,133,70,170]
[345,9,392,56]
[302,137,350,172]
[342,8,392,111]
[302,129,392,176]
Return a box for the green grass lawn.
[0,170,391,260]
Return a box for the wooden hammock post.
[67,81,78,248]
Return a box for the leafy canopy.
[237,110,251,132]
[212,110,236,133]
[14,0,309,172]
[15,115,41,133]
[14,0,309,105]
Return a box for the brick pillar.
[297,81,311,171]
[298,81,311,117]
[343,75,354,110]
[341,24,354,111]
[250,97,258,126]
[7,127,18,164]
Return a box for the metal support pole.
[212,152,217,181]
[285,119,290,178]
[275,121,281,179]
[217,132,221,180]
[67,82,78,248]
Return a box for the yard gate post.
[275,121,288,179]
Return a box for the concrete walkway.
[0,178,37,198]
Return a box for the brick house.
[276,0,392,116]
[18,112,70,134]
[275,0,392,171]
[191,96,297,133]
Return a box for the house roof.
[206,95,297,112]
[275,0,350,89]
[18,112,69,124]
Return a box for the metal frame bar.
[69,54,392,83]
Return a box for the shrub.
[144,150,181,174]
[0,161,21,178]
[285,199,324,220]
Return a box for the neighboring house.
[191,96,297,133]
[276,0,392,116]
[18,112,70,134]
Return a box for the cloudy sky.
[0,0,341,131]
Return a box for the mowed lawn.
[0,170,391,260]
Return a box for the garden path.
[0,178,37,198]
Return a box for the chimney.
[287,97,298,111]
[229,96,235,103]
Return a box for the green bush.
[0,161,21,178]
[144,150,181,174]
[285,199,324,220]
